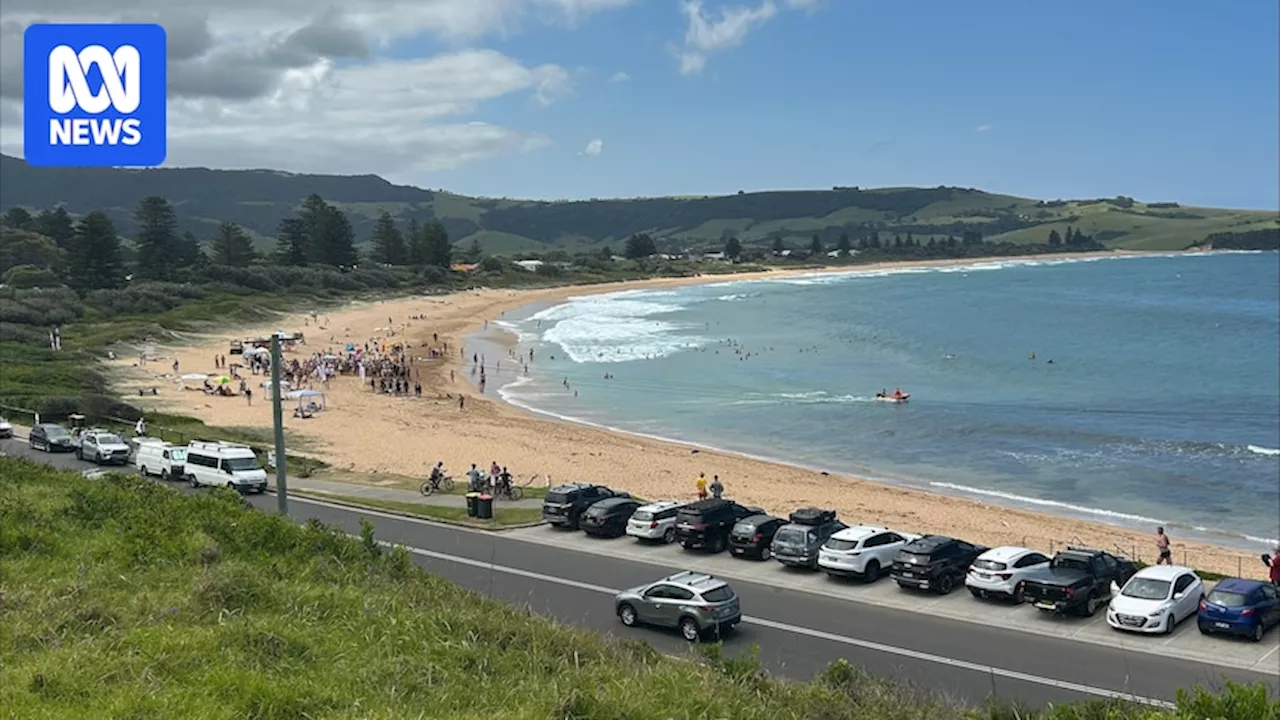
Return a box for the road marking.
[1258,642,1280,665]
[389,540,1176,709]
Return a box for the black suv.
[580,497,642,538]
[28,423,75,453]
[729,514,786,560]
[890,535,988,594]
[675,499,758,553]
[542,483,628,529]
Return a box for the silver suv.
[614,571,742,641]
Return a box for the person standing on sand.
[696,473,708,500]
[710,475,724,499]
[245,387,253,406]
[459,395,465,410]
[1155,527,1172,565]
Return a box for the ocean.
[478,252,1280,550]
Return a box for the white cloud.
[976,124,993,132]
[609,71,631,83]
[673,0,817,76]
[582,138,604,156]
[0,1,635,177]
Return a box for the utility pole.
[270,332,289,516]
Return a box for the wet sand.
[109,251,1269,579]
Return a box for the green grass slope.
[2,154,1274,253]
[3,458,1275,720]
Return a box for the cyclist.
[496,466,513,495]
[428,461,446,487]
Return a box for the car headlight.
[1148,604,1171,617]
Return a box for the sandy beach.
[110,251,1270,579]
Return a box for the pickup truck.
[1020,547,1137,617]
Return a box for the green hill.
[2,155,1273,253]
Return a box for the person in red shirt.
[1269,546,1280,585]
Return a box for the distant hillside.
[1,155,1274,253]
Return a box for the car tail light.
[1064,587,1075,599]
[1199,600,1208,611]
[1241,608,1255,616]
[753,533,763,542]
[649,521,658,529]
[693,523,708,530]
[996,573,1012,580]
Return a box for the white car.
[818,525,919,582]
[1107,565,1204,634]
[965,546,1052,602]
[0,417,13,439]
[76,430,132,465]
[625,501,685,543]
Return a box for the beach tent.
[177,373,209,390]
[258,379,293,400]
[241,346,268,359]
[286,388,326,412]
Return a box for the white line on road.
[390,541,1176,709]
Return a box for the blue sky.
[428,0,1279,209]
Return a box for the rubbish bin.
[476,493,494,520]
[465,492,481,518]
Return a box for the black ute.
[1020,547,1137,617]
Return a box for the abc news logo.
[24,23,167,167]
[48,44,144,147]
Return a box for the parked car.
[771,508,846,570]
[890,535,988,594]
[580,497,642,538]
[729,513,786,560]
[184,440,268,494]
[1198,578,1280,642]
[675,498,759,553]
[0,417,12,439]
[626,500,685,543]
[819,525,920,582]
[1106,565,1204,634]
[965,546,1052,602]
[76,430,132,465]
[542,483,628,530]
[29,423,75,452]
[1020,547,1137,617]
[614,571,741,642]
[133,439,187,481]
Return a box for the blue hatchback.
[1197,578,1280,642]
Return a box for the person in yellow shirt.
[696,472,708,500]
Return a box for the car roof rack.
[1065,546,1104,554]
[665,570,719,587]
[188,439,252,452]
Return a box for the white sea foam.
[532,293,706,363]
[731,391,873,406]
[491,319,537,344]
[1248,444,1280,457]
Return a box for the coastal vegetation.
[2,457,1274,720]
[3,154,1274,255]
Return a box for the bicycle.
[489,473,540,501]
[420,474,454,496]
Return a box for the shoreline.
[110,249,1273,579]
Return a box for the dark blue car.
[1197,578,1280,642]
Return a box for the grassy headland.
[2,458,1274,720]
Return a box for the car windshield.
[96,434,124,445]
[45,426,70,438]
[586,504,612,516]
[973,559,1009,571]
[170,449,187,461]
[774,528,809,544]
[1205,590,1248,608]
[1122,578,1171,600]
[632,511,654,521]
[1052,557,1090,572]
[733,523,756,534]
[677,511,703,524]
[223,457,261,472]
[699,585,734,603]
[826,538,859,552]
[545,492,571,504]
[898,552,930,565]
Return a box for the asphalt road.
[6,437,1278,710]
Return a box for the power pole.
[270,332,288,515]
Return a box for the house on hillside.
[513,260,544,271]
[450,263,477,272]
[702,251,728,262]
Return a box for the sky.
[0,1,1277,209]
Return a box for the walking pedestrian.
[1155,527,1172,565]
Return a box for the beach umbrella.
[216,376,231,385]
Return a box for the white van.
[184,440,269,494]
[132,438,187,481]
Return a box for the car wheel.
[75,448,82,460]
[189,474,198,488]
[679,617,701,642]
[759,545,771,561]
[618,604,638,627]
[1012,584,1026,604]
[861,560,880,583]
[937,574,955,594]
[1163,614,1175,635]
[1252,623,1265,643]
[139,466,149,477]
[663,527,675,544]
[1082,594,1100,617]
[968,588,982,599]
[714,536,727,553]
[1198,625,1210,635]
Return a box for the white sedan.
[965,546,1051,602]
[1107,565,1204,634]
